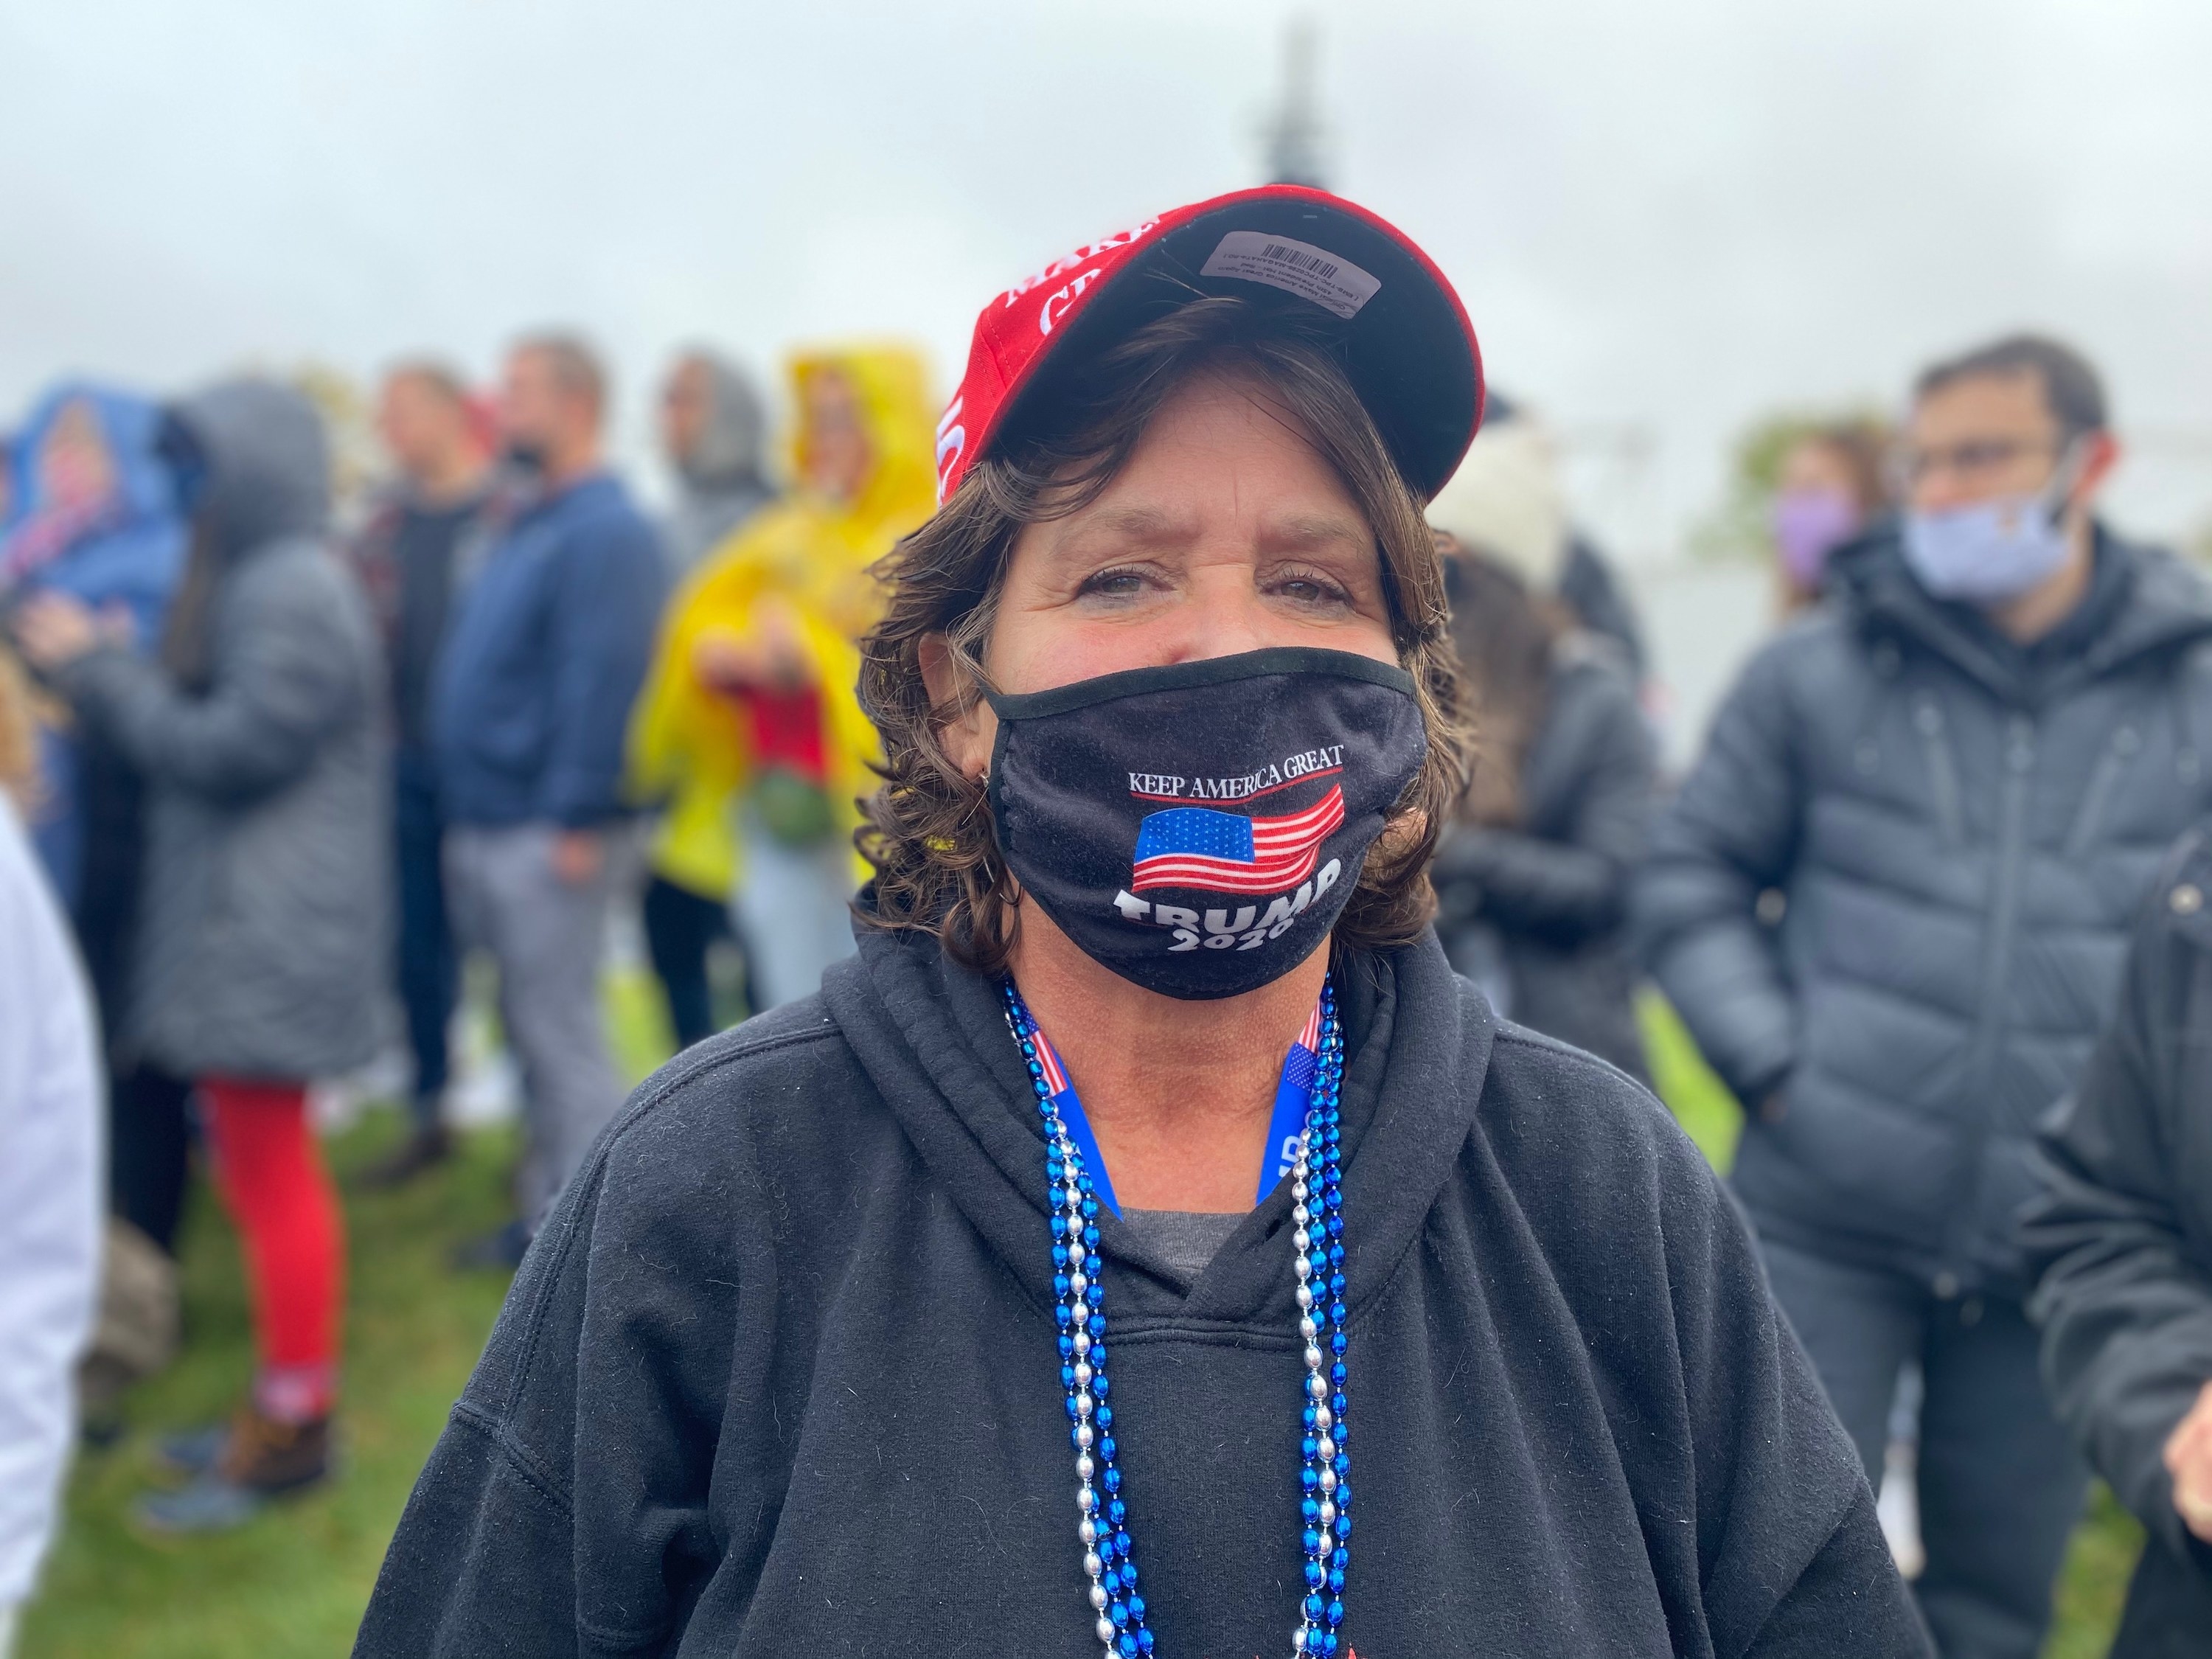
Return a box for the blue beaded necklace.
[1002,978,1353,1659]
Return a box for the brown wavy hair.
[855,293,1470,976]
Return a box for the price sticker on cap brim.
[1199,230,1381,320]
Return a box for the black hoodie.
[356,925,1925,1658]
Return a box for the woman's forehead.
[1073,375,1365,519]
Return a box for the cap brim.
[1000,188,1482,501]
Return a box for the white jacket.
[0,796,101,1616]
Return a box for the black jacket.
[1632,529,2212,1296]
[2025,827,2212,1655]
[356,922,1923,1658]
[1433,643,1655,1079]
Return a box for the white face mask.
[1901,445,2082,606]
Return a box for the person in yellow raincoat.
[628,345,936,1015]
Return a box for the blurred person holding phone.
[1636,335,2212,1658]
[433,335,666,1267]
[0,386,187,907]
[0,646,101,1654]
[0,391,193,1278]
[13,380,386,1532]
[347,362,493,1189]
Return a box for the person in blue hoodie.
[434,333,666,1269]
[0,385,187,909]
[1,386,193,1266]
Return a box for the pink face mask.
[1772,487,1862,592]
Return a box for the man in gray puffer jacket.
[1634,335,2212,1659]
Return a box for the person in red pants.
[13,378,385,1531]
[116,1078,353,1528]
[201,1081,347,1426]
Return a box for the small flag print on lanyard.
[1029,995,1328,1217]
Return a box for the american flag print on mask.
[1129,785,1346,896]
[982,645,1425,996]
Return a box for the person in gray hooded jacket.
[639,349,774,1052]
[14,378,386,1532]
[1634,335,2212,1659]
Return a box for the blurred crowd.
[3,317,2211,1655]
[0,333,937,1557]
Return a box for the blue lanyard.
[1022,998,1326,1217]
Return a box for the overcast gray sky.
[5,0,2209,555]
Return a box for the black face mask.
[986,647,1427,1000]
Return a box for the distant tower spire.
[1261,15,1329,190]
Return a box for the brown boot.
[217,1406,331,1492]
[136,1408,332,1534]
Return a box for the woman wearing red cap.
[359,189,1924,1658]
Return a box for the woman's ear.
[919,633,996,781]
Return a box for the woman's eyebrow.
[1048,502,1197,557]
[1263,509,1371,552]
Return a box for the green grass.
[2045,1488,2144,1659]
[20,1110,521,1659]
[19,966,676,1659]
[15,976,2147,1655]
[1640,988,1745,1172]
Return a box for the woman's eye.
[1077,568,1150,599]
[1273,571,1352,606]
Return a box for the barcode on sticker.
[1199,230,1380,320]
[1261,243,1340,279]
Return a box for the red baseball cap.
[934,184,1484,505]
